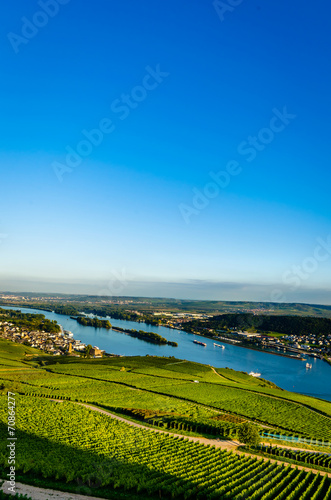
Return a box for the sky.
[0,0,330,304]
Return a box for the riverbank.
[0,302,323,362]
[187,331,310,362]
[324,356,331,366]
[1,304,331,400]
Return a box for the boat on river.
[306,363,312,369]
[213,343,225,349]
[249,371,261,377]
[193,340,207,347]
[3,305,331,401]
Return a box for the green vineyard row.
[0,396,331,500]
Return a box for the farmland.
[41,356,331,441]
[0,396,331,499]
[248,445,331,472]
[1,338,331,498]
[1,342,331,442]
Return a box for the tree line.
[186,313,331,337]
[0,308,60,333]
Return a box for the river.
[2,306,331,401]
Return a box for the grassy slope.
[1,340,331,498]
[1,340,331,442]
[2,396,331,500]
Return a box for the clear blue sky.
[1,0,330,303]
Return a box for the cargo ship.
[193,340,207,347]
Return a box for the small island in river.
[72,316,112,329]
[70,314,177,346]
[112,326,178,347]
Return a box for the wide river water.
[3,306,331,401]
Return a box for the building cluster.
[153,312,212,329]
[0,294,64,303]
[99,298,136,305]
[0,321,89,356]
[282,333,331,356]
[233,330,331,358]
[197,326,331,361]
[228,307,276,315]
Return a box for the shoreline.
[0,303,324,362]
[217,340,307,361]
[1,302,328,365]
[181,330,310,361]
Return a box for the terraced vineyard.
[0,396,331,499]
[1,339,331,498]
[257,445,331,470]
[1,346,331,443]
[159,382,331,440]
[45,356,331,442]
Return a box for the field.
[1,338,331,498]
[1,342,331,442]
[250,446,331,472]
[39,356,331,441]
[0,396,331,499]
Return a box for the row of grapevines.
[0,396,330,499]
[259,445,331,469]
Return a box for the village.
[220,329,331,362]
[0,321,105,358]
[0,308,330,365]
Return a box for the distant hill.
[0,292,331,318]
[192,313,331,337]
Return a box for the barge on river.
[193,340,207,347]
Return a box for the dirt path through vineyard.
[78,402,240,450]
[2,400,330,500]
[78,402,331,476]
[0,480,104,500]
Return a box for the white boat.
[249,371,261,377]
[213,343,225,349]
[306,363,312,369]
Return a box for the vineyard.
[157,381,331,440]
[46,356,331,442]
[253,445,331,471]
[1,343,331,444]
[106,406,240,438]
[0,396,331,499]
